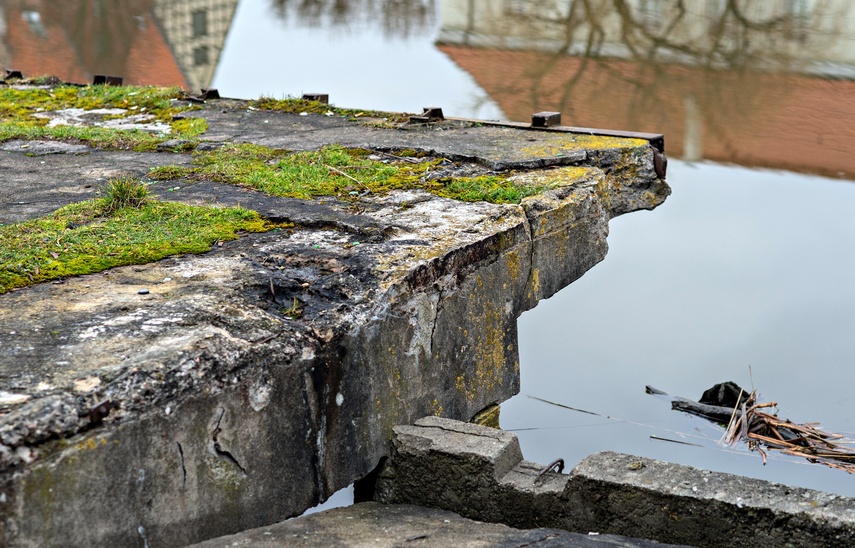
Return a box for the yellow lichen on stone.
[455,374,466,394]
[508,165,593,189]
[455,297,507,405]
[76,437,107,452]
[506,249,522,281]
[520,134,646,157]
[530,268,540,294]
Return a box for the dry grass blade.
[719,389,855,473]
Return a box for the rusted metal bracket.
[409,107,445,124]
[93,75,123,86]
[531,111,562,127]
[302,93,329,104]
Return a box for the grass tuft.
[103,177,150,212]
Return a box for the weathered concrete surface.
[377,417,855,548]
[190,502,685,547]
[0,99,669,546]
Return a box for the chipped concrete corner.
[377,417,855,548]
[0,96,669,546]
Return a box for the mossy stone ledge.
[0,81,669,547]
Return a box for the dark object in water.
[645,384,738,423]
[647,382,855,473]
[699,381,750,408]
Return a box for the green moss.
[170,116,208,138]
[0,191,283,294]
[252,97,410,124]
[150,143,563,204]
[0,84,203,151]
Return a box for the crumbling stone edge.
[0,114,669,547]
[375,417,855,548]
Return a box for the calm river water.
[3,0,855,502]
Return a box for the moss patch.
[0,84,206,150]
[150,144,564,204]
[251,97,410,125]
[0,194,281,294]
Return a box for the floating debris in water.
[648,382,855,473]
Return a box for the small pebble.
[138,289,150,295]
[162,277,172,283]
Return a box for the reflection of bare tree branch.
[452,0,850,163]
[496,0,845,116]
[270,0,435,38]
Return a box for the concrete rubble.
[375,417,855,548]
[0,94,668,546]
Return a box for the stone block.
[377,418,855,547]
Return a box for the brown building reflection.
[438,0,855,180]
[0,0,237,91]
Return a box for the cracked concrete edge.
[0,123,668,546]
[377,418,855,548]
[0,199,545,546]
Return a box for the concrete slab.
[0,87,669,546]
[377,418,855,548]
[189,502,685,548]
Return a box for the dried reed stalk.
[722,390,855,473]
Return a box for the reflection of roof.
[4,7,88,84]
[439,43,855,180]
[3,4,187,89]
[125,15,188,88]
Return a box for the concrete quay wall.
[0,95,668,546]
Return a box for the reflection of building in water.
[440,0,855,75]
[438,0,855,179]
[0,0,236,91]
[271,0,435,38]
[152,0,238,92]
